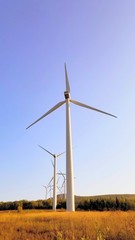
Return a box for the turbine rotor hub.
[64,91,70,99]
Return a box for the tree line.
[0,196,135,211]
[76,197,135,211]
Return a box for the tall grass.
[0,210,135,240]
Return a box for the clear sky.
[0,0,135,202]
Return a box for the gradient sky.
[1,0,135,201]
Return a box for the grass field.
[0,210,135,240]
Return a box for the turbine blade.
[57,173,62,176]
[48,177,53,186]
[57,177,60,184]
[64,63,70,92]
[38,145,54,157]
[26,100,66,129]
[59,170,66,176]
[51,159,54,167]
[70,99,117,118]
[61,181,65,188]
[57,151,66,158]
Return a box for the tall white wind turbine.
[38,144,65,211]
[26,64,117,211]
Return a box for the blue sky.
[0,0,135,201]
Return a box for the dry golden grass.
[0,210,135,240]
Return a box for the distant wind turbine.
[38,144,65,211]
[26,64,117,211]
[57,171,66,200]
[42,185,48,200]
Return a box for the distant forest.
[0,194,135,211]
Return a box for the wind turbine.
[42,185,48,200]
[57,171,66,200]
[38,144,65,211]
[26,64,117,211]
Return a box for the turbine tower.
[26,64,117,211]
[38,145,65,211]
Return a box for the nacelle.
[64,91,70,99]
